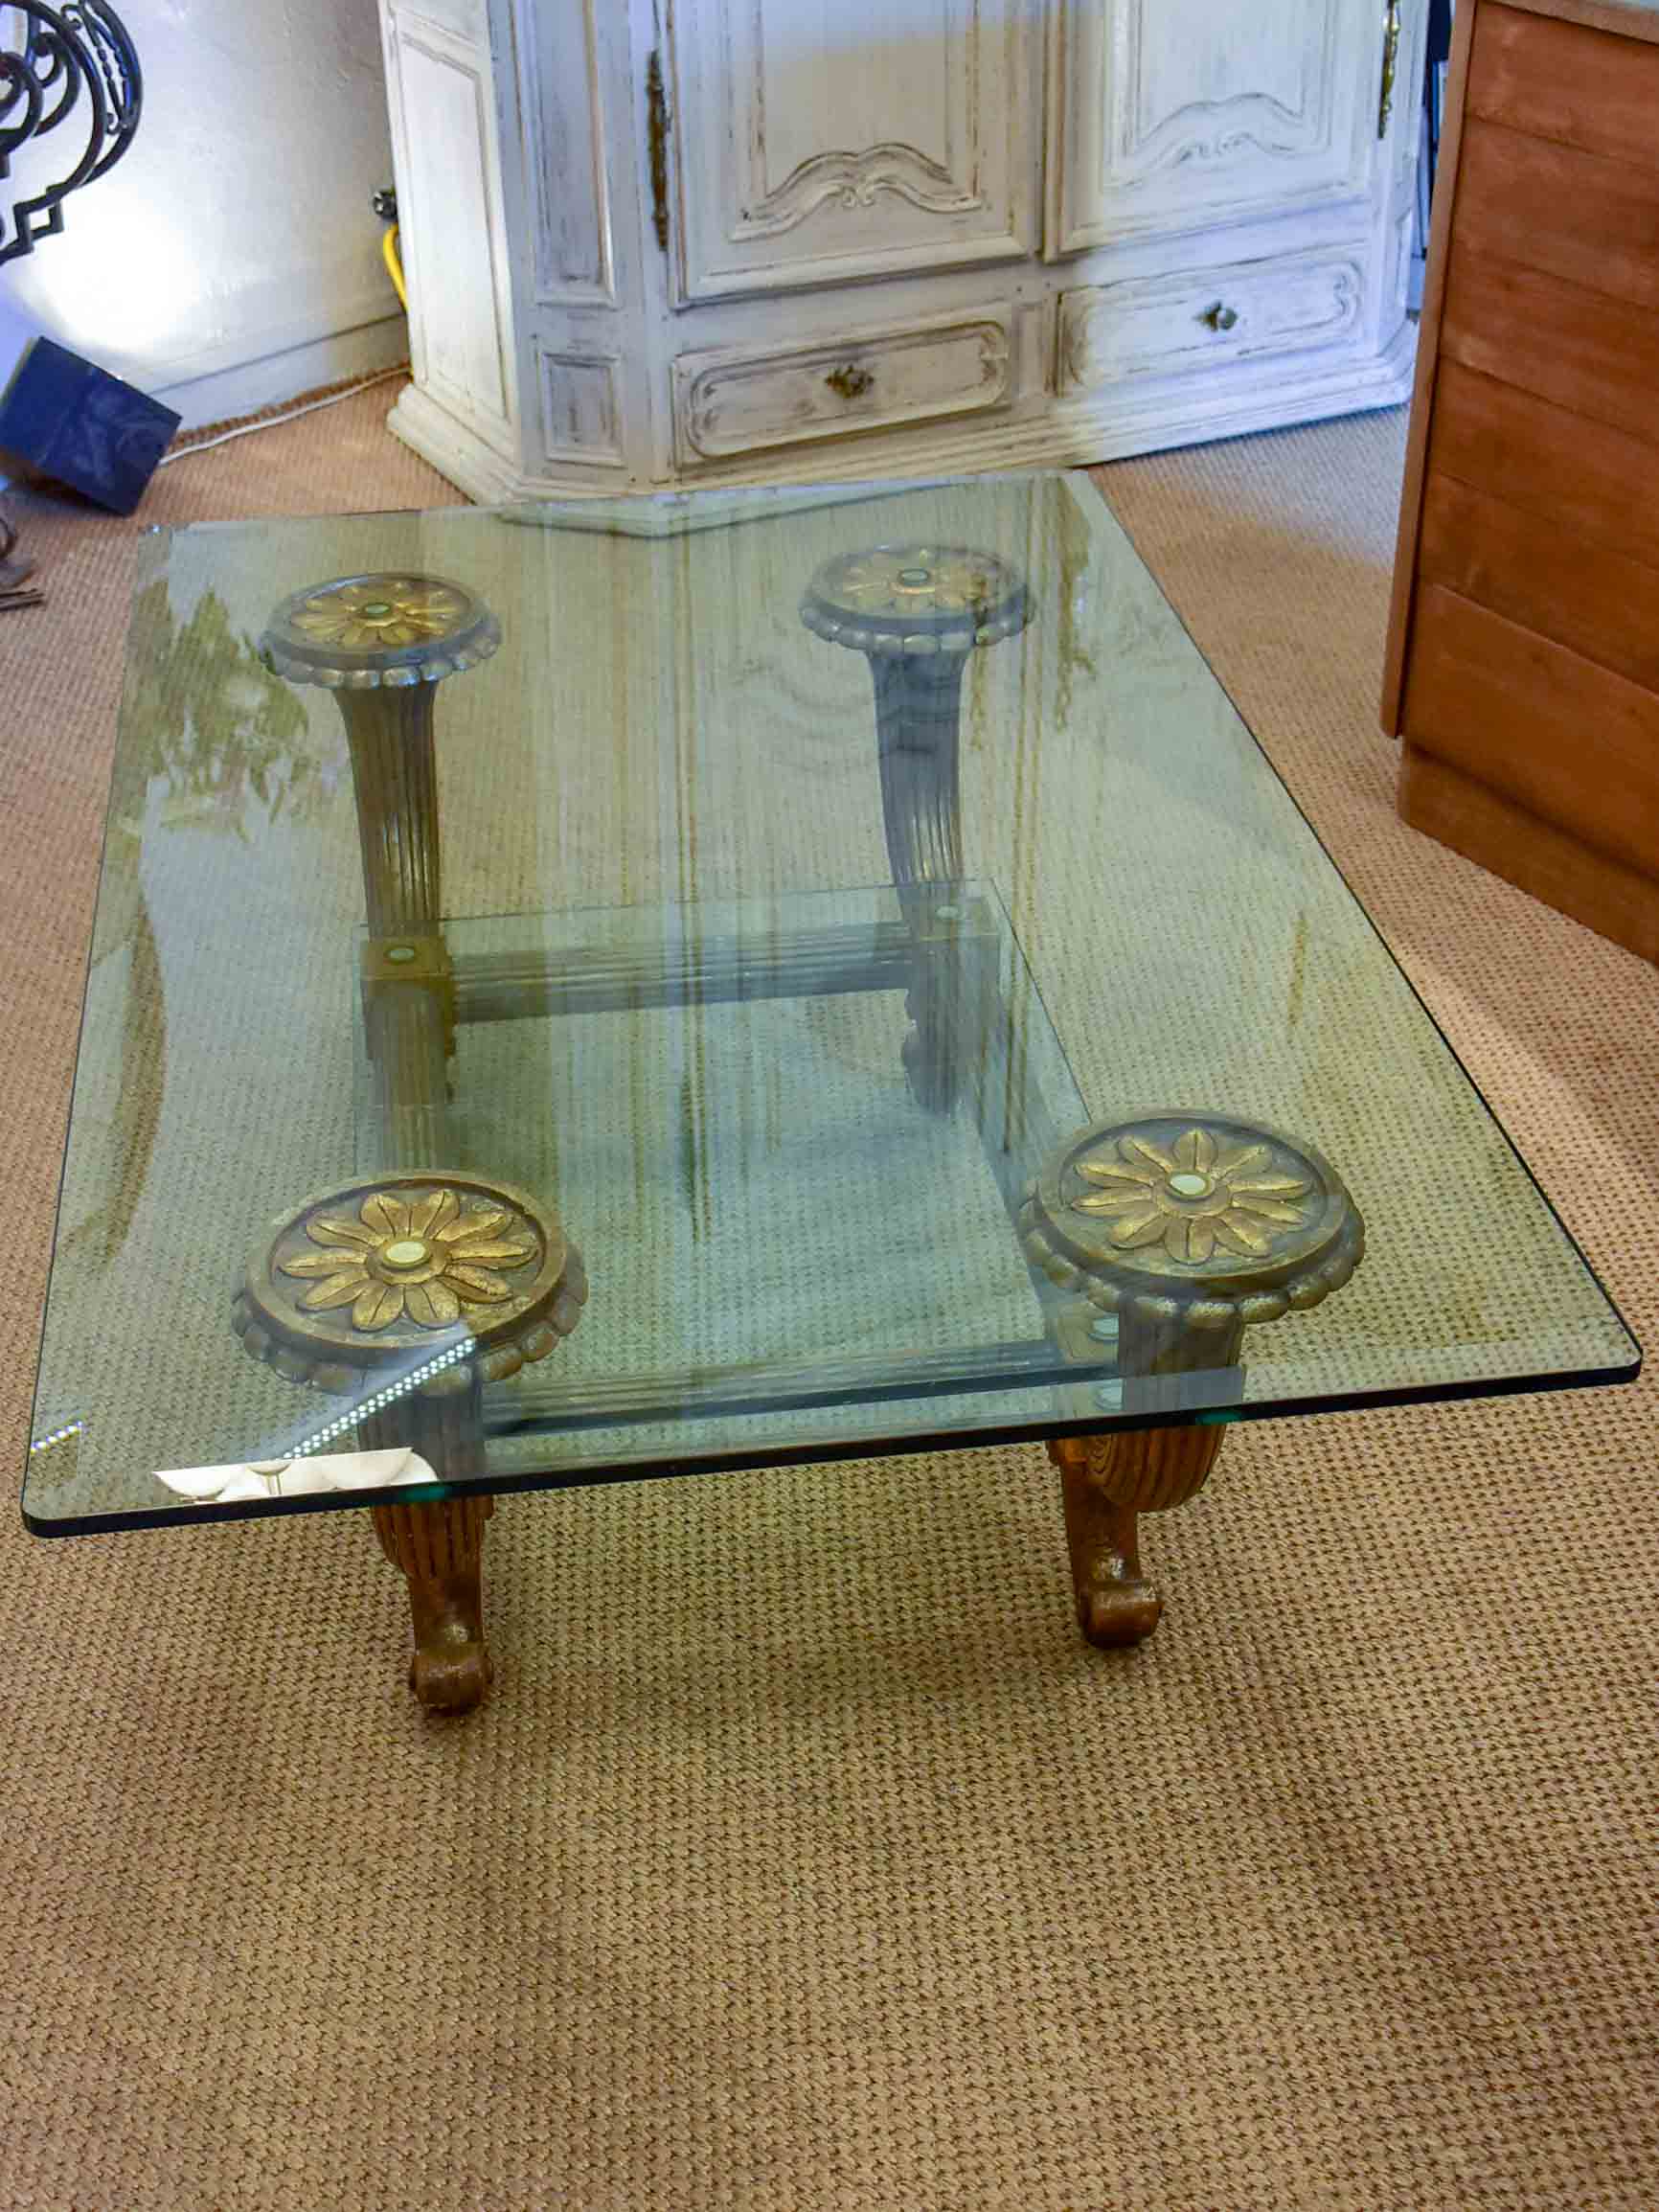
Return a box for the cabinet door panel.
[511,0,614,308]
[666,0,1033,303]
[388,11,514,437]
[1048,0,1379,259]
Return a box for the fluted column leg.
[800,544,1031,1115]
[333,685,443,935]
[871,652,968,1109]
[871,652,966,903]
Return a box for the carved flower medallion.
[278,1186,536,1332]
[1070,1127,1313,1266]
[287,578,473,652]
[823,545,1013,619]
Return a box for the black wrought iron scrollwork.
[1,1,142,265]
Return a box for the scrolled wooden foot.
[371,1493,494,1713]
[1049,1428,1223,1648]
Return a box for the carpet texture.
[1,387,1654,2212]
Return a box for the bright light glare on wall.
[8,186,202,367]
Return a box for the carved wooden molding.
[1020,1112,1364,1334]
[1119,91,1322,181]
[1114,2,1336,186]
[233,1173,587,1399]
[1047,1430,1225,1647]
[737,140,983,240]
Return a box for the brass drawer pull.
[1201,303,1239,333]
[825,361,874,399]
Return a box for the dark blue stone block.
[0,337,180,514]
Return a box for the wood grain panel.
[1441,245,1659,447]
[1469,4,1659,169]
[1418,471,1659,693]
[1381,0,1482,733]
[1400,744,1659,963]
[1495,0,1659,46]
[1455,116,1659,313]
[1401,584,1659,878]
[1429,361,1659,576]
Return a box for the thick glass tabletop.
[25,472,1638,1533]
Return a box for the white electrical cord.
[156,364,409,467]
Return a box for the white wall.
[1,0,406,428]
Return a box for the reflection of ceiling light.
[154,1448,437,1503]
[28,1419,84,1455]
[295,1337,475,1458]
[1,2,143,266]
[32,1332,477,1478]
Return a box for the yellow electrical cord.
[382,224,407,310]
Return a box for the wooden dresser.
[1382,0,1659,964]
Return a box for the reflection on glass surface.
[24,474,1638,1533]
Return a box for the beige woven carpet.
[2,388,1655,2212]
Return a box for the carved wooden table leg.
[1021,1114,1365,1649]
[802,545,1031,1109]
[370,1490,495,1713]
[233,1174,586,1712]
[1049,1420,1226,1648]
[359,1359,496,1712]
[253,582,562,1712]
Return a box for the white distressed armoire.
[377,0,1424,498]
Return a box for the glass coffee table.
[25,472,1638,1712]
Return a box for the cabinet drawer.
[1057,249,1365,394]
[671,313,1011,467]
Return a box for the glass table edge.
[21,471,1646,1534]
[21,1347,1643,1539]
[145,467,1054,546]
[1064,470,1645,1371]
